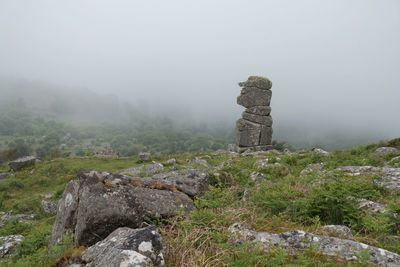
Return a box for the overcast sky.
[0,0,399,141]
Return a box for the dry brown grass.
[160,206,258,266]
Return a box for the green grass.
[0,140,399,266]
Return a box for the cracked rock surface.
[229,223,400,266]
[236,76,273,151]
[49,170,197,247]
[82,226,164,267]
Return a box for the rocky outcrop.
[50,170,199,247]
[229,223,400,266]
[136,169,209,199]
[338,166,400,192]
[0,235,24,258]
[236,76,273,151]
[375,147,400,156]
[121,162,163,176]
[81,226,164,267]
[8,156,37,171]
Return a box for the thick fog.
[0,0,399,147]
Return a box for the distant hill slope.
[0,77,126,124]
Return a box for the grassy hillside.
[0,139,400,266]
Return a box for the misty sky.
[0,0,399,140]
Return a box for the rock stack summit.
[236,76,273,151]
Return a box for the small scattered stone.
[321,225,353,239]
[250,172,264,183]
[357,199,387,214]
[255,159,281,169]
[300,163,326,177]
[215,159,233,171]
[40,193,54,199]
[227,144,238,152]
[311,148,330,157]
[41,200,58,213]
[0,235,24,258]
[188,157,209,168]
[165,158,176,165]
[138,152,151,161]
[242,189,252,201]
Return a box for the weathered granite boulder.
[81,226,164,267]
[237,87,272,108]
[0,235,24,258]
[50,171,194,247]
[236,119,272,148]
[375,147,400,156]
[121,162,163,176]
[242,113,272,126]
[138,169,209,198]
[41,200,58,214]
[8,156,37,171]
[245,106,271,116]
[229,223,400,266]
[236,76,273,151]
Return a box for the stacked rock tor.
[236,76,273,151]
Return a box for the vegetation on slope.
[0,138,399,266]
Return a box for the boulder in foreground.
[50,171,195,247]
[81,226,164,267]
